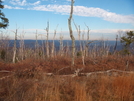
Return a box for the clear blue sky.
[1,0,134,40]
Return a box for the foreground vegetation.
[0,55,134,101]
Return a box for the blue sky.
[1,0,134,40]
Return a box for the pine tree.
[0,0,9,29]
[120,31,134,54]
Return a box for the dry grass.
[0,55,134,101]
[0,73,134,101]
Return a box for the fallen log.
[79,69,134,77]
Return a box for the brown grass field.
[0,55,134,101]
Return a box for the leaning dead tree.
[68,0,75,66]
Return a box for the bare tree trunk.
[85,24,90,57]
[73,20,82,52]
[12,29,18,63]
[59,34,63,56]
[51,25,58,58]
[40,34,45,59]
[18,29,25,61]
[68,0,75,66]
[51,36,55,58]
[45,21,49,58]
[82,32,85,66]
[35,30,39,59]
[73,20,86,66]
[78,26,82,52]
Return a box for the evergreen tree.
[120,31,134,54]
[0,0,9,29]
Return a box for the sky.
[1,0,134,40]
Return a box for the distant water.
[8,40,124,52]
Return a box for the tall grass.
[0,70,134,101]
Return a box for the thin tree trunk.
[59,34,63,56]
[38,34,45,59]
[13,29,17,63]
[41,35,45,59]
[85,24,90,57]
[45,21,49,58]
[73,20,82,52]
[68,0,75,66]
[51,25,58,58]
[82,32,85,66]
[35,30,39,59]
[51,37,55,58]
[19,29,25,61]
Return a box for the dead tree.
[39,34,45,59]
[45,21,50,58]
[35,30,39,59]
[68,0,75,66]
[85,24,90,57]
[82,31,85,66]
[12,28,18,63]
[59,33,64,56]
[73,20,82,52]
[19,30,25,61]
[51,25,58,58]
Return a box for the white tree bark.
[45,21,49,58]
[68,0,75,66]
[12,29,18,63]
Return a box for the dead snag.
[68,0,75,66]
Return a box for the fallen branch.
[0,70,14,73]
[0,75,13,80]
[79,69,134,77]
[43,73,54,76]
